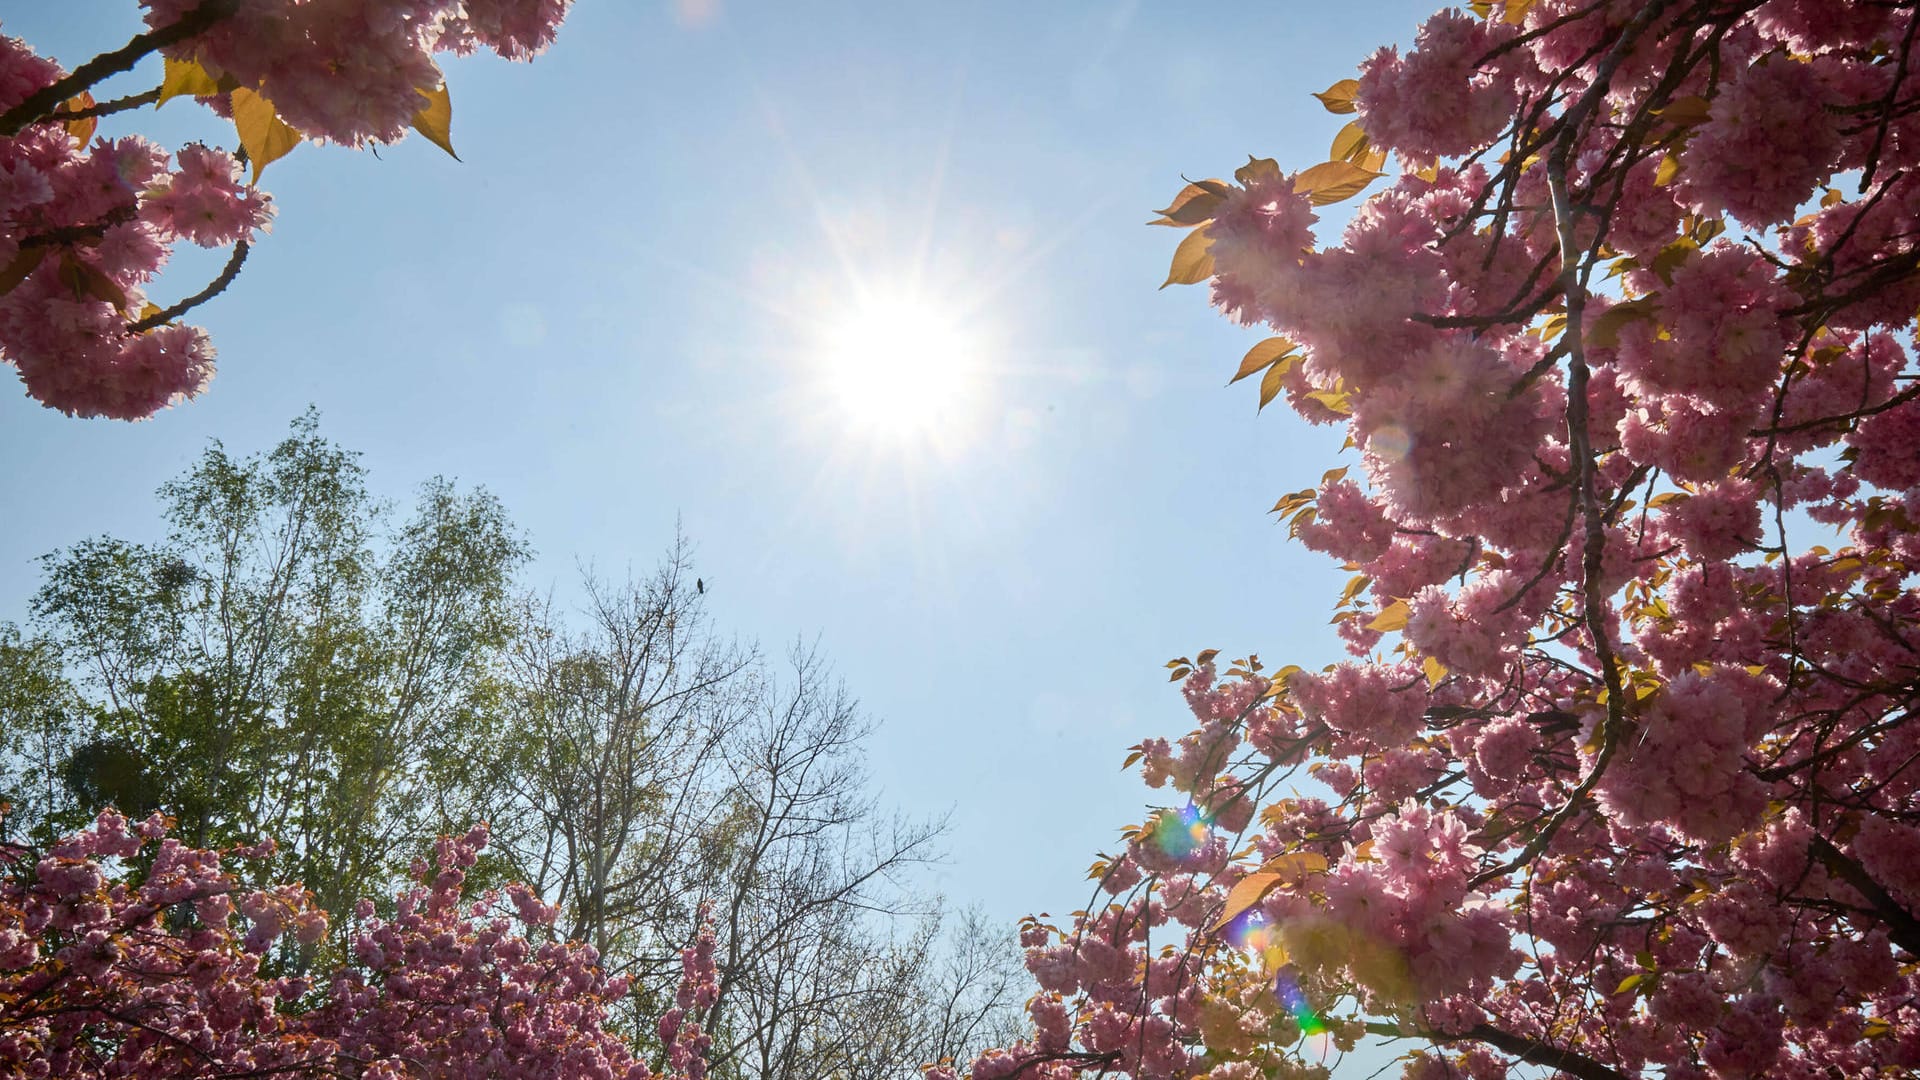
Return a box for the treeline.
[0,411,1020,1079]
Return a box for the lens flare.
[1274,969,1331,1060]
[1150,803,1210,858]
[1370,423,1411,461]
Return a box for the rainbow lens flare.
[1150,803,1210,858]
[1273,969,1332,1060]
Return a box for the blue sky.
[2,3,1439,1068]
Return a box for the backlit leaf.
[1160,226,1214,289]
[1234,156,1281,187]
[1258,363,1285,411]
[1312,78,1360,114]
[1653,150,1682,187]
[230,87,299,181]
[60,93,96,145]
[1212,871,1282,931]
[1366,599,1411,633]
[1329,121,1369,163]
[1151,181,1227,226]
[411,81,459,161]
[1423,655,1447,686]
[1231,337,1295,384]
[1294,160,1383,205]
[159,56,221,106]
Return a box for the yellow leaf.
[1615,972,1647,995]
[1305,388,1351,414]
[1647,491,1689,508]
[1656,95,1711,127]
[1821,187,1843,208]
[1653,150,1682,187]
[1329,120,1369,164]
[1312,78,1360,115]
[1293,160,1383,206]
[59,92,96,146]
[159,56,222,106]
[1366,599,1411,633]
[411,81,459,161]
[1160,226,1214,289]
[1151,180,1228,226]
[230,87,299,181]
[1422,655,1447,686]
[1352,839,1376,861]
[1231,337,1295,384]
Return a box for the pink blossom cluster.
[139,0,571,146]
[0,810,714,1080]
[0,0,571,418]
[964,1,1920,1077]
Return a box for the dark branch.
[0,0,238,138]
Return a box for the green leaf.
[1160,226,1215,289]
[411,80,459,161]
[1615,973,1647,995]
[230,87,300,181]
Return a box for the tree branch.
[0,0,238,138]
[126,239,248,333]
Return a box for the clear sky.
[2,3,1438,1071]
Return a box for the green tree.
[19,410,526,935]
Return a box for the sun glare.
[819,292,983,442]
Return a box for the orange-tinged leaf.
[1196,648,1220,667]
[159,56,222,106]
[230,87,299,181]
[1313,78,1360,114]
[1231,337,1295,384]
[1329,121,1369,163]
[0,247,45,297]
[1293,160,1383,206]
[411,80,459,160]
[1212,871,1282,931]
[1366,599,1411,632]
[60,92,96,145]
[1258,363,1285,411]
[1821,187,1844,208]
[1259,851,1329,878]
[1152,181,1227,226]
[1168,667,1192,682]
[1160,226,1214,289]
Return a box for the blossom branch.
[0,0,238,137]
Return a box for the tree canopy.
[954,2,1920,1078]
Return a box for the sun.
[818,290,983,442]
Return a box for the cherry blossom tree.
[0,0,571,419]
[953,2,1920,1078]
[0,808,715,1079]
